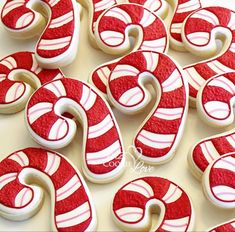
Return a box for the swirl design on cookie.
[0,51,63,114]
[90,3,168,95]
[26,78,124,183]
[1,0,81,68]
[0,147,96,231]
[112,176,195,231]
[182,7,235,105]
[106,51,188,164]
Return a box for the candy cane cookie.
[188,73,235,179]
[90,3,168,96]
[1,0,81,68]
[0,147,96,231]
[0,51,63,114]
[106,51,188,164]
[25,78,125,183]
[181,7,235,106]
[112,176,195,231]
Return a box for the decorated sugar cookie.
[90,3,168,95]
[181,7,235,105]
[1,0,81,68]
[0,147,97,231]
[188,73,235,179]
[25,78,125,183]
[112,176,195,231]
[0,51,63,114]
[104,51,188,164]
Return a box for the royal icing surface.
[106,51,188,164]
[26,78,125,183]
[182,7,235,105]
[0,147,96,231]
[209,220,235,232]
[1,0,81,68]
[112,176,194,231]
[0,51,63,114]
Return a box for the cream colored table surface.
[0,0,235,231]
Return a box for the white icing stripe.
[115,207,143,222]
[95,0,116,12]
[15,12,34,28]
[56,175,81,202]
[162,69,182,92]
[49,0,60,7]
[208,76,235,94]
[49,11,73,29]
[191,9,219,25]
[0,57,17,69]
[141,37,166,52]
[162,216,189,231]
[212,185,235,201]
[139,9,156,28]
[204,101,230,119]
[31,55,42,74]
[143,0,161,12]
[184,67,205,90]
[44,80,66,97]
[214,156,235,173]
[44,152,61,176]
[0,173,17,190]
[88,115,114,139]
[137,130,175,149]
[226,134,235,148]
[5,83,24,103]
[80,85,97,111]
[111,65,139,81]
[8,151,29,167]
[154,107,183,120]
[207,60,234,74]
[200,141,220,164]
[53,73,64,80]
[228,13,235,30]
[38,37,71,50]
[229,43,235,53]
[48,119,68,140]
[96,67,110,85]
[123,179,154,198]
[0,74,7,82]
[143,51,159,72]
[187,32,210,45]
[28,102,53,124]
[2,0,25,17]
[14,187,32,207]
[100,31,124,46]
[56,202,90,228]
[162,184,182,203]
[177,0,200,13]
[104,7,132,24]
[86,140,121,165]
[119,87,143,106]
[171,23,183,34]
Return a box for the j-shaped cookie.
[181,7,235,106]
[25,78,125,183]
[106,51,188,164]
[0,147,96,231]
[0,51,63,114]
[112,176,195,231]
[1,0,81,68]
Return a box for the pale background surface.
[0,0,235,231]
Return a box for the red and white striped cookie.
[0,147,96,231]
[209,220,235,232]
[203,153,235,209]
[25,78,125,183]
[112,176,195,231]
[181,7,235,106]
[188,73,235,179]
[90,3,168,96]
[106,51,188,164]
[0,51,63,114]
[1,0,81,68]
